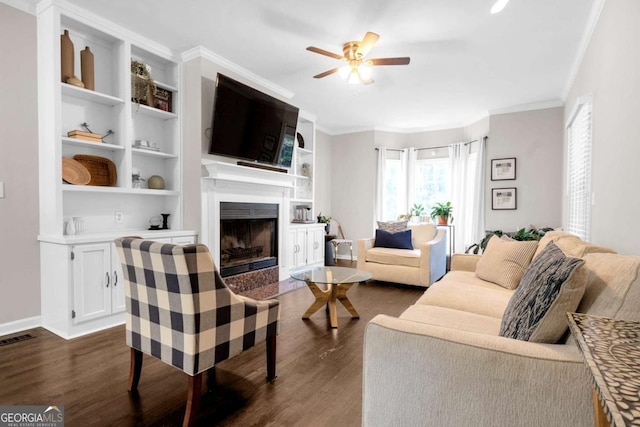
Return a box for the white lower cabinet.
[71,243,124,324]
[40,231,197,339]
[288,224,325,271]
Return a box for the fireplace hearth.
[220,202,278,277]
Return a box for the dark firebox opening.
[219,202,278,277]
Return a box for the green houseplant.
[465,226,554,254]
[430,202,453,225]
[317,213,331,233]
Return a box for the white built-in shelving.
[37,1,193,339]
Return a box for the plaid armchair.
[114,237,280,427]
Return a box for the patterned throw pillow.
[377,221,408,233]
[475,236,538,289]
[499,242,586,343]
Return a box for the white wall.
[565,0,640,255]
[314,130,332,217]
[330,131,377,256]
[485,108,564,232]
[0,3,40,324]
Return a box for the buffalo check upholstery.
[114,237,280,426]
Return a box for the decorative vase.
[161,213,170,230]
[80,46,95,90]
[65,218,76,235]
[66,76,84,88]
[147,175,165,189]
[60,30,74,83]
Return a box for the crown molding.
[489,99,564,116]
[562,0,607,101]
[181,46,294,100]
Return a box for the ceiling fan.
[306,32,410,85]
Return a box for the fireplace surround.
[219,202,278,277]
[201,160,296,283]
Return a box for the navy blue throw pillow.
[374,229,413,250]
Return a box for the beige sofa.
[363,231,640,426]
[357,223,447,287]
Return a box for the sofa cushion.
[407,223,436,247]
[534,230,617,259]
[499,242,586,343]
[577,252,640,320]
[377,220,408,233]
[415,278,514,318]
[400,305,502,335]
[374,228,413,250]
[475,236,538,290]
[366,247,421,268]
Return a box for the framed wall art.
[492,187,517,210]
[491,157,516,181]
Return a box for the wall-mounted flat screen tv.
[208,73,299,168]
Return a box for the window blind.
[566,100,592,241]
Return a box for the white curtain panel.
[448,140,486,252]
[406,147,417,215]
[375,146,387,223]
[449,143,468,252]
[470,138,486,247]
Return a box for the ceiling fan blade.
[368,57,411,66]
[358,32,380,57]
[306,46,343,60]
[313,67,341,79]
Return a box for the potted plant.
[317,213,331,234]
[410,203,425,223]
[430,202,453,225]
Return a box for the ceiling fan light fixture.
[490,0,510,14]
[358,64,372,79]
[348,71,360,85]
[338,65,351,79]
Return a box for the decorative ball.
[147,175,165,189]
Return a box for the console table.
[567,313,640,427]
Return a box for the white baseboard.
[0,316,42,337]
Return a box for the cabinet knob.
[106,272,110,288]
[113,271,118,286]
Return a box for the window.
[382,156,405,221]
[378,148,450,221]
[566,97,592,241]
[413,157,450,214]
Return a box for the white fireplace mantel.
[202,159,296,189]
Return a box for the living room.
[2,0,640,425]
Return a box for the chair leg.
[128,348,143,392]
[266,334,277,381]
[183,373,202,427]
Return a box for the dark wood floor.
[0,263,423,426]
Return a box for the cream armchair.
[357,223,447,287]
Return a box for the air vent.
[0,333,35,346]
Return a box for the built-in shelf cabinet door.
[72,243,112,324]
[307,226,325,266]
[110,244,125,314]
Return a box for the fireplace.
[219,202,278,277]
